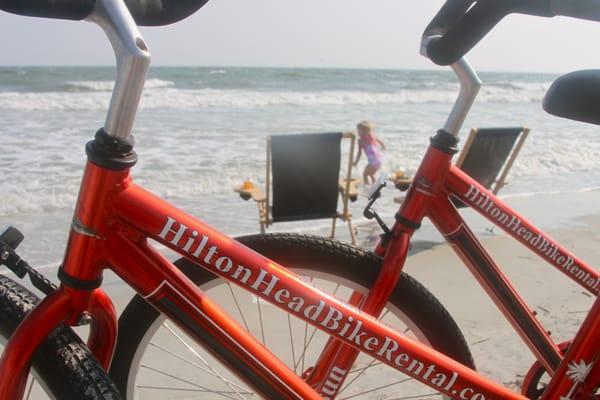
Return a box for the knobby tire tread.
[0,274,121,400]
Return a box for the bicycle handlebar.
[551,0,600,21]
[0,0,210,26]
[425,1,509,66]
[1,0,94,21]
[424,0,600,66]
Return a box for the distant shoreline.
[0,65,563,75]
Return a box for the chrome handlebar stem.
[87,0,151,141]
[445,58,481,136]
[421,35,481,137]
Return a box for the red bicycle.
[0,0,599,399]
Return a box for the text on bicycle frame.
[464,184,599,293]
[157,216,493,400]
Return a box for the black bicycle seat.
[543,70,600,126]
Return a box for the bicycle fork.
[0,160,126,399]
[0,286,118,399]
[306,134,455,398]
[305,231,412,397]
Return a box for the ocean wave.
[65,78,174,92]
[0,189,78,216]
[3,147,600,217]
[0,165,267,217]
[501,186,600,199]
[0,83,551,111]
[487,81,549,90]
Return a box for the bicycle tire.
[0,274,121,400]
[111,233,475,399]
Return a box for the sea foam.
[0,81,550,112]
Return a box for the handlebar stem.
[444,57,481,136]
[87,0,151,141]
[421,34,481,137]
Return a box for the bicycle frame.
[0,128,598,399]
[0,2,598,399]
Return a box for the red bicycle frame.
[0,130,598,400]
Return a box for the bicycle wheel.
[0,274,121,400]
[111,233,474,399]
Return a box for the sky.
[0,0,599,73]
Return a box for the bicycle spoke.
[338,311,406,394]
[472,337,490,346]
[126,267,454,400]
[300,318,309,373]
[287,313,297,368]
[339,359,381,394]
[140,364,242,400]
[389,393,440,399]
[293,288,348,373]
[149,341,251,393]
[378,309,390,321]
[338,377,413,399]
[332,283,341,297]
[256,296,266,345]
[349,361,383,374]
[137,386,215,392]
[162,322,249,399]
[137,385,255,395]
[295,320,321,373]
[228,283,251,332]
[25,377,34,400]
[298,277,317,373]
[290,277,336,373]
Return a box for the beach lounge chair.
[455,126,530,195]
[392,126,530,204]
[235,132,359,244]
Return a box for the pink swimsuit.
[360,134,382,168]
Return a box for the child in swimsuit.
[353,120,386,185]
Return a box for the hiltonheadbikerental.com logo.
[464,185,599,293]
[157,216,493,400]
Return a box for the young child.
[353,120,386,185]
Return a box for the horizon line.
[0,64,562,75]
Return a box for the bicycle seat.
[543,70,600,126]
[0,0,210,26]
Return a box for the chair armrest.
[389,175,413,192]
[339,178,360,202]
[234,185,266,202]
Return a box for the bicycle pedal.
[0,225,24,250]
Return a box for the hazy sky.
[1,0,599,72]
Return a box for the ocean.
[1,66,599,266]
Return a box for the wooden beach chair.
[392,126,530,204]
[235,132,359,244]
[455,126,530,196]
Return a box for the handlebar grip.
[551,0,600,21]
[0,0,95,20]
[423,0,475,36]
[1,0,211,26]
[426,1,509,66]
[126,0,210,26]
